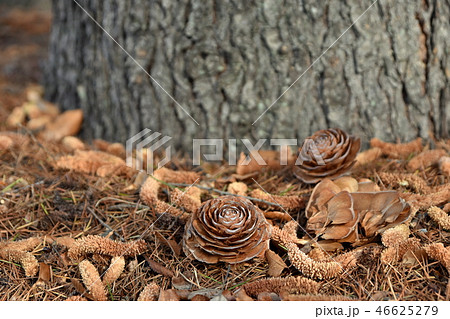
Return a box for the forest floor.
[0,5,450,302]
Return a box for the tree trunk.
[45,0,449,154]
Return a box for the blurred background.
[0,0,51,124]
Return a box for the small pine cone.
[294,128,360,184]
[182,195,271,264]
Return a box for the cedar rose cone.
[305,177,412,243]
[294,128,361,184]
[183,195,271,264]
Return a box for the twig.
[1,180,44,195]
[87,207,124,241]
[106,203,149,211]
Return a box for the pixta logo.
[126,130,326,175]
[126,129,172,174]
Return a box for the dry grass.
[0,131,449,301]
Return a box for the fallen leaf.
[402,248,427,266]
[158,289,180,301]
[191,294,210,301]
[265,250,286,277]
[145,256,174,278]
[172,275,192,290]
[38,262,52,283]
[154,232,181,257]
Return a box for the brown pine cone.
[294,128,361,184]
[182,195,271,264]
[306,177,412,243]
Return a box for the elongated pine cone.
[294,128,360,184]
[182,195,271,264]
[306,177,412,243]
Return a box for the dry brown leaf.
[158,289,180,301]
[221,290,236,301]
[265,249,287,277]
[37,262,53,283]
[172,275,192,290]
[401,248,427,266]
[154,232,181,257]
[145,257,174,278]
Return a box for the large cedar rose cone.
[306,177,413,243]
[294,128,361,184]
[182,195,272,264]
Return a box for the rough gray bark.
[45,0,449,154]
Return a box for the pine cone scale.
[306,178,413,243]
